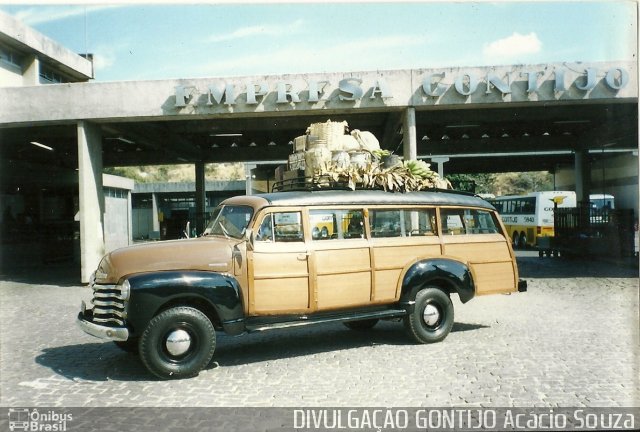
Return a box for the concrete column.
[195,161,206,235]
[127,190,133,246]
[403,107,417,161]
[151,193,160,232]
[77,121,104,283]
[245,162,257,195]
[23,55,39,85]
[574,150,590,203]
[430,156,450,177]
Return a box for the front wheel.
[404,287,454,344]
[139,306,216,379]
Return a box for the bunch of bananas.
[404,160,435,179]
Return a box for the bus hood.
[95,237,237,283]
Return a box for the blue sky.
[0,1,636,82]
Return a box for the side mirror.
[245,229,254,251]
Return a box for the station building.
[0,11,637,282]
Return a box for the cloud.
[92,41,130,73]
[93,51,116,72]
[482,32,542,62]
[13,5,118,25]
[208,19,305,43]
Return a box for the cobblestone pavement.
[0,254,638,408]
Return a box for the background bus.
[489,191,577,248]
[489,191,617,248]
[589,193,615,210]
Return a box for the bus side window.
[369,209,435,237]
[310,209,364,240]
[256,214,274,242]
[257,212,304,242]
[463,209,500,234]
[441,210,465,235]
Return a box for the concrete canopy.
[1,61,637,178]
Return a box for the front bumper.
[76,301,129,341]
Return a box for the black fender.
[399,258,475,309]
[125,271,245,337]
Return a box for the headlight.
[119,279,131,301]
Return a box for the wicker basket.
[308,120,348,151]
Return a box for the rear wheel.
[404,287,454,344]
[519,231,527,249]
[139,306,216,379]
[512,232,520,249]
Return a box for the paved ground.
[0,253,638,408]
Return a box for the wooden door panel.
[253,251,309,278]
[252,277,309,312]
[316,272,371,309]
[315,247,370,273]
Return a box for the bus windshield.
[203,205,253,239]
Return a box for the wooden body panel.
[373,269,402,301]
[442,233,517,294]
[250,240,310,314]
[471,262,517,295]
[371,238,442,301]
[252,278,310,312]
[316,272,371,309]
[312,240,372,310]
[244,197,520,316]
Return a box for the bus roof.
[224,189,495,211]
[492,191,576,200]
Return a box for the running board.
[245,308,407,333]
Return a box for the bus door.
[248,210,311,314]
[308,208,372,311]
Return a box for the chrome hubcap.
[423,304,440,327]
[165,329,191,356]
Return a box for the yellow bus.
[489,191,577,248]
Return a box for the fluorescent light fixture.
[268,141,277,146]
[446,124,479,128]
[106,137,135,144]
[177,157,188,162]
[421,135,430,141]
[30,141,53,151]
[210,133,243,137]
[554,120,590,125]
[249,142,257,147]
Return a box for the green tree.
[490,172,553,196]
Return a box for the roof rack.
[272,175,351,192]
[271,175,478,198]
